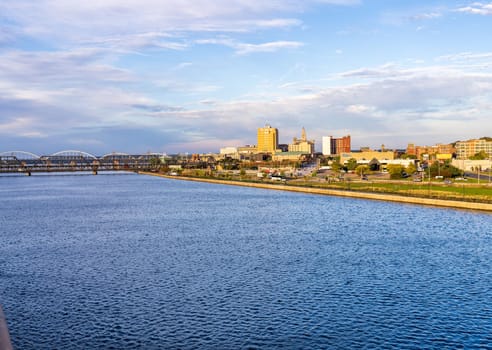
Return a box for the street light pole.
[489,157,491,184]
[428,162,431,197]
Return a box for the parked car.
[271,176,286,182]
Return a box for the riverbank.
[140,172,492,213]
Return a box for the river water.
[1,173,491,349]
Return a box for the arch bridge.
[0,150,165,175]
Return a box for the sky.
[1,0,492,155]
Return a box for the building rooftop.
[275,151,309,155]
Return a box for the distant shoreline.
[140,172,492,213]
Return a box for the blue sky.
[1,0,492,155]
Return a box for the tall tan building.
[406,142,455,159]
[456,138,492,159]
[340,150,394,164]
[257,124,279,153]
[288,127,315,154]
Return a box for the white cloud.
[338,63,400,79]
[345,104,376,114]
[195,38,236,47]
[0,0,355,44]
[0,48,161,139]
[196,37,303,54]
[436,52,492,62]
[0,117,37,133]
[84,33,189,52]
[457,2,492,15]
[1,0,491,153]
[3,57,492,152]
[119,61,492,150]
[380,8,445,26]
[0,26,16,44]
[154,81,222,94]
[170,62,193,71]
[252,18,303,28]
[200,100,218,105]
[235,41,304,55]
[409,12,442,20]
[0,49,134,86]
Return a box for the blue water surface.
[1,173,491,349]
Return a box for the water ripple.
[1,175,491,349]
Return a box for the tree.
[355,165,369,177]
[429,160,463,178]
[330,161,342,173]
[400,153,417,160]
[387,164,405,179]
[469,151,489,160]
[149,157,161,170]
[406,162,417,175]
[346,158,358,171]
[218,157,240,170]
[319,156,330,166]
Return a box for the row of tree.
[385,160,463,179]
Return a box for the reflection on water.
[1,174,491,349]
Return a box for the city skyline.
[1,1,492,154]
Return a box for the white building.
[322,136,332,156]
[219,147,238,155]
[452,159,492,171]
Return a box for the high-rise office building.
[257,124,279,153]
[322,135,351,155]
[334,135,351,154]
